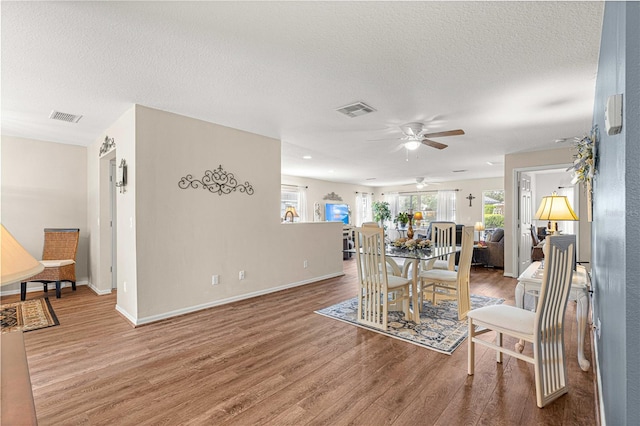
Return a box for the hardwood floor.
[3,262,598,425]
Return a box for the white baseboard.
[592,326,606,425]
[88,284,113,295]
[121,272,345,327]
[0,280,89,297]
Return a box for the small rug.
[0,298,59,333]
[315,294,503,355]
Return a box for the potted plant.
[394,212,409,228]
[372,201,391,229]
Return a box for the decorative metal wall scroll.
[99,136,116,156]
[323,192,343,201]
[178,165,254,196]
[115,159,127,193]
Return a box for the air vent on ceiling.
[49,110,83,123]
[336,102,376,118]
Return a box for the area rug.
[315,294,503,355]
[0,298,59,333]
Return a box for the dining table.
[378,245,460,324]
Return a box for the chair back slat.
[426,222,457,270]
[455,226,474,318]
[42,228,80,260]
[355,226,389,329]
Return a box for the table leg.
[411,259,420,324]
[514,282,526,353]
[576,290,591,371]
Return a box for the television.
[325,203,349,225]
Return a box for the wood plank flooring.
[2,261,598,425]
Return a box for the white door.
[518,173,533,275]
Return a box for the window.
[482,190,505,231]
[280,185,307,222]
[355,192,372,226]
[385,191,456,228]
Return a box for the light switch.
[605,94,623,135]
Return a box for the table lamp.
[534,192,579,235]
[1,224,44,286]
[474,222,485,243]
[283,206,299,223]
[413,211,423,228]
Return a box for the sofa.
[486,228,505,268]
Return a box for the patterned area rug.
[315,294,503,355]
[1,298,59,333]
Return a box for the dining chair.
[467,235,575,408]
[354,226,411,331]
[530,225,545,261]
[20,228,80,300]
[422,221,457,271]
[419,225,473,320]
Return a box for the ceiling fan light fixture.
[404,140,421,150]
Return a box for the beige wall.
[108,105,343,323]
[1,136,88,294]
[378,177,504,227]
[281,175,374,223]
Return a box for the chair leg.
[20,282,27,301]
[496,332,503,363]
[468,318,475,375]
[71,281,76,291]
[43,283,48,293]
[55,281,61,298]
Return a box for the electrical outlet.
[239,270,245,280]
[596,318,602,339]
[212,275,219,285]
[304,260,308,268]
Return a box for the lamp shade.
[534,193,579,221]
[285,206,299,217]
[1,224,44,286]
[474,222,485,231]
[413,211,423,221]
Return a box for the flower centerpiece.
[391,237,431,251]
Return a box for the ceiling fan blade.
[421,129,465,138]
[421,139,448,150]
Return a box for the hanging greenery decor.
[567,125,597,221]
[567,125,597,185]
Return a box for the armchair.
[486,228,504,268]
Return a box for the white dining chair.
[422,222,457,271]
[467,235,576,408]
[419,225,473,320]
[354,226,411,330]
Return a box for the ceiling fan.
[398,122,465,151]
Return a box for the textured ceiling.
[1,1,604,187]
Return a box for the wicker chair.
[20,228,79,300]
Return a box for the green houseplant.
[394,212,409,228]
[372,201,391,229]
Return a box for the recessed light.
[303,155,312,160]
[487,161,494,166]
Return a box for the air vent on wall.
[336,102,376,118]
[49,110,83,123]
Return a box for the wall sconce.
[115,159,127,193]
[283,206,299,223]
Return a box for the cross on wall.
[466,193,476,207]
